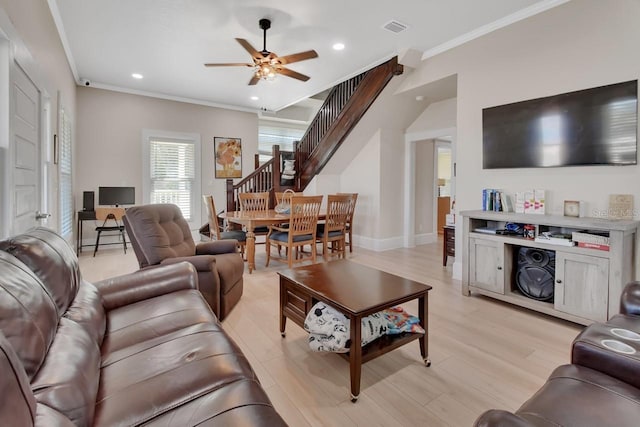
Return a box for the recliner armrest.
[196,240,238,255]
[160,255,217,271]
[96,262,198,310]
[620,281,640,316]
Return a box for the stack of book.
[482,189,513,212]
[534,232,575,246]
[572,231,610,251]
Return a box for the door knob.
[35,211,51,220]
[556,279,562,284]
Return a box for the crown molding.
[422,0,571,60]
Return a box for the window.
[142,130,201,228]
[59,107,73,239]
[258,122,305,164]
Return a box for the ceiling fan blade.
[248,75,260,85]
[236,38,262,60]
[204,63,254,67]
[278,67,310,82]
[278,50,318,65]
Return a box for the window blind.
[258,124,305,163]
[149,139,195,220]
[59,108,73,238]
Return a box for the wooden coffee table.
[278,260,432,401]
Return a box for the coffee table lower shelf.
[338,333,426,365]
[278,261,432,402]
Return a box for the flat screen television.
[482,80,638,169]
[98,187,135,206]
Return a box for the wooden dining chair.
[316,194,351,261]
[239,192,270,211]
[266,195,323,269]
[238,191,271,241]
[93,207,127,257]
[338,193,358,253]
[203,195,246,257]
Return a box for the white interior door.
[10,61,42,234]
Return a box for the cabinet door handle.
[497,266,503,270]
[556,279,562,284]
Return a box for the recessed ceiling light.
[131,73,143,79]
[250,96,259,101]
[332,43,345,51]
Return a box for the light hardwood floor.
[79,240,582,427]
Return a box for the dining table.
[220,209,326,273]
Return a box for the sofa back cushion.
[0,330,36,427]
[124,204,196,265]
[31,317,101,426]
[0,227,80,316]
[0,251,58,380]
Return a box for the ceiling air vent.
[382,20,408,34]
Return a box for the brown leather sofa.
[123,203,244,320]
[0,227,286,426]
[475,282,640,427]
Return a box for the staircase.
[226,56,403,211]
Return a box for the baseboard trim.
[354,234,404,252]
[415,233,437,245]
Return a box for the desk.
[77,210,97,255]
[77,209,129,256]
[221,210,326,274]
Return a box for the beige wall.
[76,87,258,239]
[399,0,640,275]
[340,131,381,247]
[0,1,77,235]
[415,140,435,235]
[317,72,426,249]
[407,97,456,135]
[402,0,640,218]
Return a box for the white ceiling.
[51,0,565,113]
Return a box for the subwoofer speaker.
[83,191,94,211]
[515,247,555,302]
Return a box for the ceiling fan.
[204,18,318,85]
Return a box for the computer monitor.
[98,187,135,206]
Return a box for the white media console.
[461,210,639,325]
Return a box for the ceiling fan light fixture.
[255,63,277,81]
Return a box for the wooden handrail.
[224,56,402,207]
[297,57,403,189]
[225,145,295,211]
[226,157,274,212]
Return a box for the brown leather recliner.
[123,203,243,320]
[474,281,640,427]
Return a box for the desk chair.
[93,207,127,257]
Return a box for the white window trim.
[59,106,73,241]
[142,129,201,231]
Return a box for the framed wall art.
[214,137,242,179]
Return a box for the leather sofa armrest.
[474,410,534,427]
[196,240,238,255]
[160,255,217,271]
[96,262,198,310]
[620,281,640,316]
